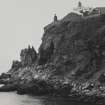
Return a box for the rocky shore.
[1,73,105,104]
[1,12,105,104]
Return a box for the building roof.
[95,7,105,14]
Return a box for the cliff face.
[38,13,105,82]
[1,13,105,98]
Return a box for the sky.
[0,0,105,73]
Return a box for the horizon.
[0,0,105,74]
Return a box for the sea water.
[0,92,95,105]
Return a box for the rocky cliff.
[1,12,105,104]
[38,13,105,82]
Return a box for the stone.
[20,46,37,66]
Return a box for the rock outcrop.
[1,12,105,104]
[20,45,37,66]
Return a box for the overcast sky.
[0,0,104,73]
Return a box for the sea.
[0,92,96,105]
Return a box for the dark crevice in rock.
[38,41,54,65]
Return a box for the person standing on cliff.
[78,1,82,8]
[54,14,58,22]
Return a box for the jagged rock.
[0,73,11,79]
[0,84,17,92]
[11,60,22,70]
[20,46,37,66]
[0,73,11,85]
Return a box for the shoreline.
[0,79,105,105]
